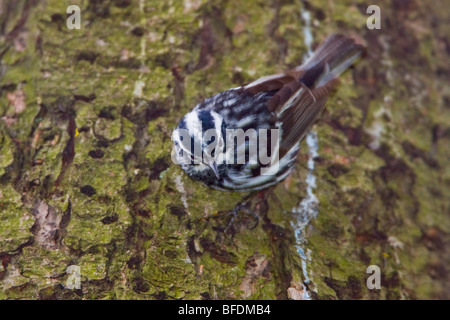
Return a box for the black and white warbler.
[173,34,364,191]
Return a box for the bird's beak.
[208,160,220,179]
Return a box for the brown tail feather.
[299,34,365,88]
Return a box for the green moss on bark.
[0,0,449,300]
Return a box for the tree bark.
[0,0,449,299]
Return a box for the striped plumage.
[173,34,364,191]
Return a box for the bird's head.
[172,109,225,179]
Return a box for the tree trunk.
[0,0,448,299]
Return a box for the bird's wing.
[276,80,337,157]
[241,78,335,159]
[243,71,338,158]
[242,34,364,158]
[244,71,304,101]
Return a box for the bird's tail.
[299,34,365,88]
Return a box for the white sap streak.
[139,0,146,68]
[293,132,319,234]
[290,8,319,300]
[366,95,392,150]
[301,10,314,59]
[133,0,146,97]
[292,131,319,300]
[175,174,190,215]
[133,80,145,97]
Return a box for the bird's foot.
[219,198,259,233]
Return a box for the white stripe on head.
[185,110,203,142]
[210,111,223,130]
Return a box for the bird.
[172,34,364,192]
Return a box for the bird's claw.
[221,200,259,233]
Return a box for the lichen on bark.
[0,0,449,300]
